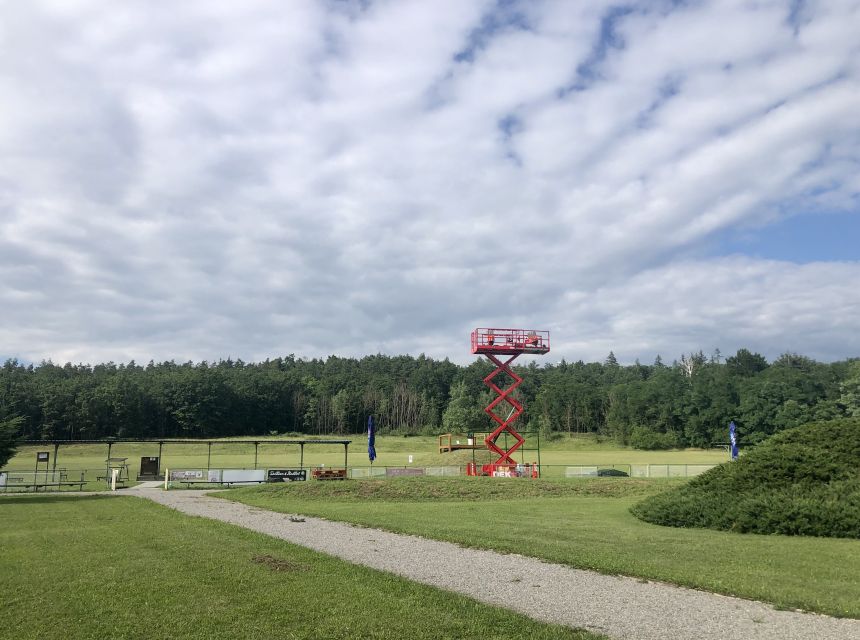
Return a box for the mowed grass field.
[4,434,730,480]
[0,495,600,640]
[225,477,860,619]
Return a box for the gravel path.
[124,485,858,640]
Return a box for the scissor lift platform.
[471,328,550,355]
[467,328,550,475]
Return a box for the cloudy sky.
[1,0,859,366]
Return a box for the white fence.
[565,466,599,477]
[565,464,716,478]
[0,463,721,491]
[350,466,462,479]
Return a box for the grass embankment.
[0,495,599,640]
[631,419,860,538]
[225,477,860,618]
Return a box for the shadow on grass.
[0,494,120,505]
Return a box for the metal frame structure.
[469,328,549,475]
[19,439,351,480]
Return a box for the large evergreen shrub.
[0,416,24,468]
[630,418,860,538]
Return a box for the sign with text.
[267,469,307,483]
[170,470,203,481]
[36,451,50,463]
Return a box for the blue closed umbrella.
[729,421,739,460]
[367,415,377,463]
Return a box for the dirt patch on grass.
[251,555,309,572]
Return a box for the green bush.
[630,418,860,538]
[629,426,681,450]
[0,416,24,469]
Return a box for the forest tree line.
[1,349,859,449]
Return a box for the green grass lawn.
[0,495,600,640]
[225,477,860,618]
[4,434,729,481]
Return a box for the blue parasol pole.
[729,421,739,460]
[368,415,377,467]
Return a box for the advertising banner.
[266,469,307,482]
[169,470,204,481]
[385,468,424,477]
[222,469,266,483]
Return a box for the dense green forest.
[1,350,858,449]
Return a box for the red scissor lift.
[467,328,550,478]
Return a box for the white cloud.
[0,0,858,366]
[553,257,860,363]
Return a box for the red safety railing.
[471,328,550,355]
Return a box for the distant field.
[0,495,597,640]
[4,434,730,478]
[225,477,860,619]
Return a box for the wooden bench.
[179,481,212,488]
[311,468,347,481]
[438,433,480,454]
[177,480,264,488]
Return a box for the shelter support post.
[536,430,542,478]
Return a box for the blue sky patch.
[717,211,860,263]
